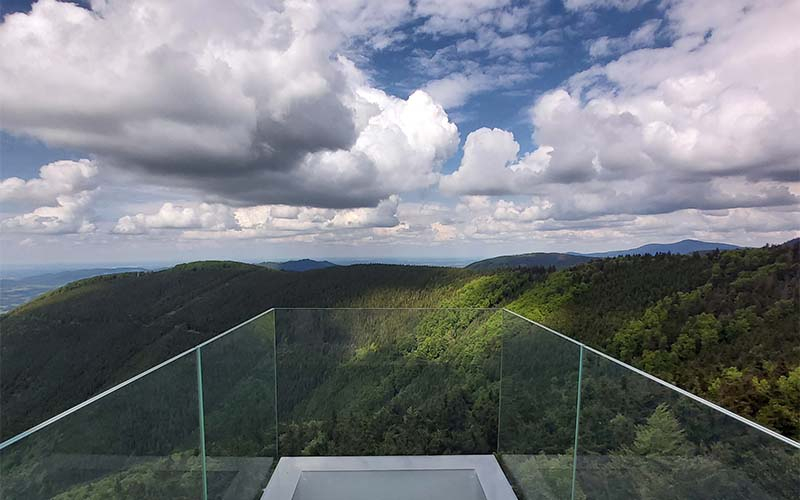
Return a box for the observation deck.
[1,308,797,499]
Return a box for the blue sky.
[0,0,798,266]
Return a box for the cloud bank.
[0,0,457,208]
[442,0,800,221]
[0,0,797,257]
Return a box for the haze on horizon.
[1,0,798,265]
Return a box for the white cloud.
[423,73,497,109]
[564,0,652,11]
[0,0,457,208]
[431,222,459,241]
[1,192,96,234]
[440,128,551,195]
[454,29,538,59]
[442,125,797,219]
[414,0,514,35]
[562,1,800,182]
[330,196,399,228]
[0,159,99,234]
[1,0,797,257]
[442,0,800,222]
[113,203,236,234]
[116,196,402,240]
[418,56,542,109]
[320,0,412,44]
[588,19,661,58]
[0,159,98,208]
[436,196,799,249]
[347,90,459,194]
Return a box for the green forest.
[0,240,798,499]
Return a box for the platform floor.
[261,455,517,500]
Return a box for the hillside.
[0,267,148,313]
[1,242,798,446]
[509,242,800,439]
[466,252,593,271]
[259,259,338,271]
[0,261,527,439]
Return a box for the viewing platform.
[1,308,797,499]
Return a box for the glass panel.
[200,310,277,500]
[274,308,502,457]
[0,352,203,500]
[498,311,582,500]
[576,349,800,499]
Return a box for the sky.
[0,0,798,266]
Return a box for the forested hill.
[508,241,800,438]
[259,259,338,271]
[0,262,532,438]
[466,252,592,270]
[1,242,798,442]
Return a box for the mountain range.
[575,239,741,258]
[1,240,797,446]
[0,240,745,312]
[464,239,742,271]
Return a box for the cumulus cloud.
[116,196,401,240]
[1,193,96,234]
[431,222,459,241]
[440,127,551,194]
[0,159,98,208]
[588,19,661,58]
[330,196,399,228]
[442,125,797,219]
[1,0,797,256]
[113,203,236,235]
[561,0,799,182]
[320,0,412,46]
[433,196,800,249]
[423,73,497,109]
[0,159,99,234]
[442,0,800,222]
[0,0,457,208]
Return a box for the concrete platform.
[261,455,517,500]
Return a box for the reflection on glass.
[1,308,796,500]
[576,349,800,500]
[498,311,582,500]
[0,353,202,500]
[274,308,502,457]
[200,310,277,500]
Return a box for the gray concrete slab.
[260,455,517,500]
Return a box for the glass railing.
[499,310,800,500]
[1,308,797,499]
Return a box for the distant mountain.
[0,267,148,313]
[466,252,593,271]
[259,259,338,272]
[577,239,741,258]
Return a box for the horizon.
[1,0,798,265]
[0,236,781,274]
